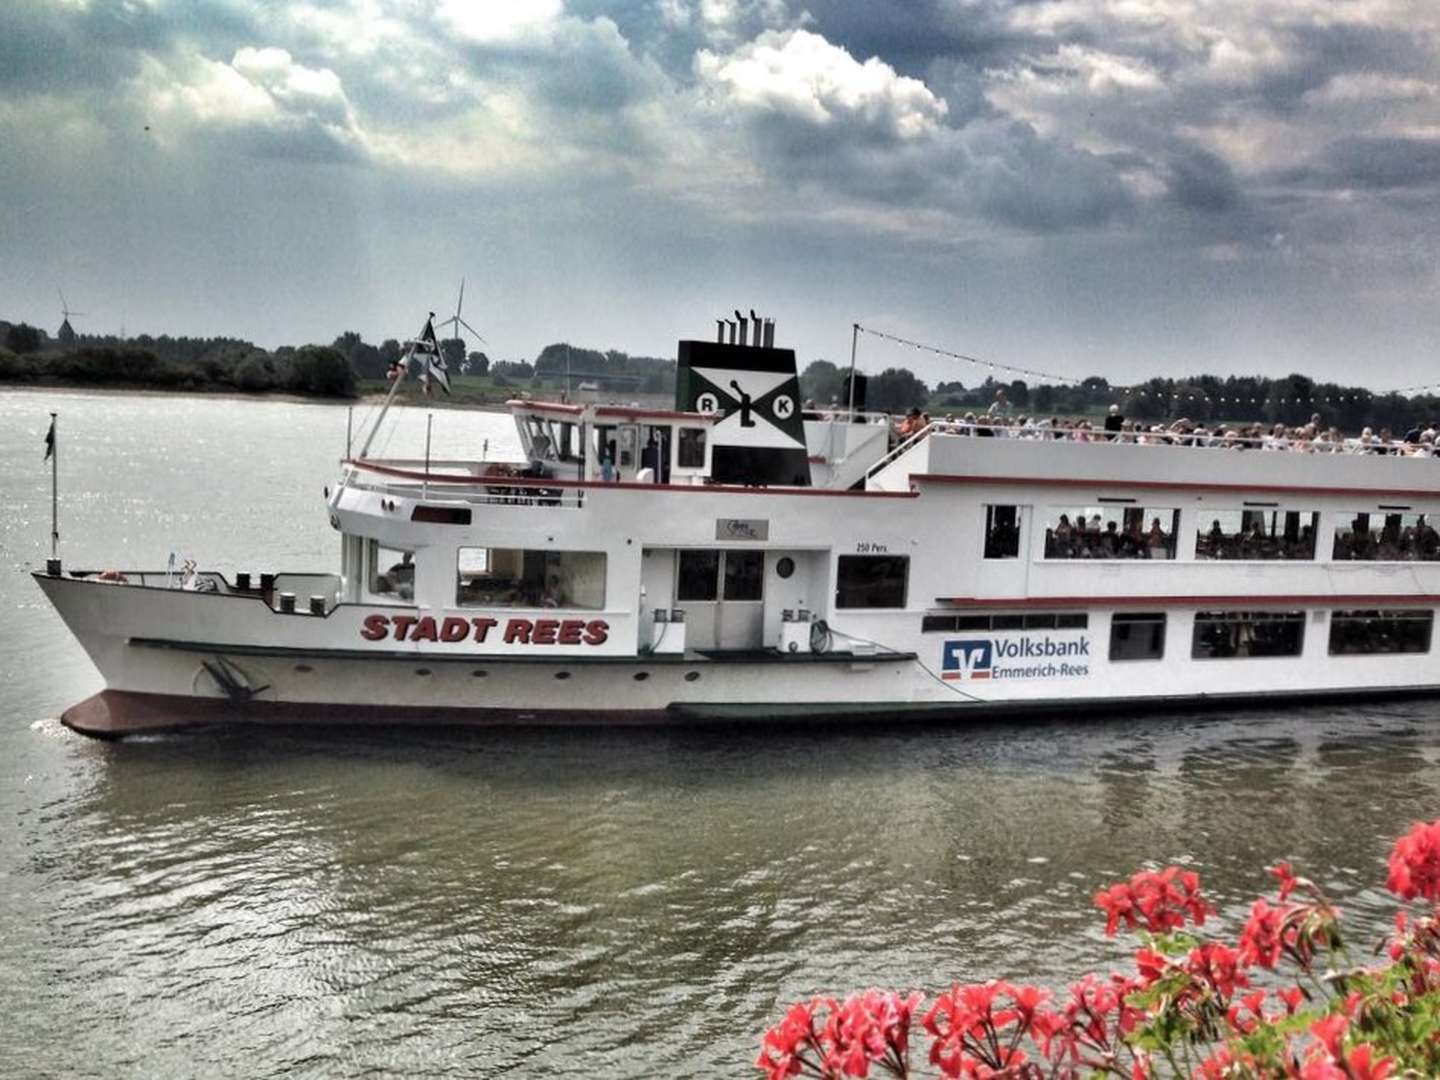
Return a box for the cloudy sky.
[3,0,1438,389]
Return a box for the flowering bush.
[757,820,1440,1079]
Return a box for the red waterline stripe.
[345,460,918,498]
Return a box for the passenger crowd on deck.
[1042,514,1175,560]
[882,397,1440,456]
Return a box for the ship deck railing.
[863,419,1436,488]
[342,459,587,509]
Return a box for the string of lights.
[854,324,1436,411]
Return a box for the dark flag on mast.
[44,415,55,461]
[413,314,451,396]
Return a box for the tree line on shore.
[0,318,675,401]
[3,315,1437,433]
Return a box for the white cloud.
[136,46,368,159]
[435,0,565,46]
[695,28,947,139]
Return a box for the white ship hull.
[34,322,1440,737]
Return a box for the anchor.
[199,656,271,703]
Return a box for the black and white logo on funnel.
[690,367,804,449]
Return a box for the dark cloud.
[1165,145,1244,214]
[964,121,1132,232]
[1317,136,1440,190]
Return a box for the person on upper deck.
[1103,404,1123,440]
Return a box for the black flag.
[43,416,55,461]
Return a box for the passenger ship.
[34,314,1440,736]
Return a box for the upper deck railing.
[864,419,1439,487]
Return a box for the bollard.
[235,571,251,591]
[260,572,276,592]
[278,592,296,613]
[309,596,326,615]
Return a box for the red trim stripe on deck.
[936,594,1440,609]
[913,473,1440,500]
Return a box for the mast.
[49,412,58,561]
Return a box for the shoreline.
[0,379,510,412]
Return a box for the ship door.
[675,549,765,651]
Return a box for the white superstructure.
[34,319,1440,736]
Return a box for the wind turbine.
[438,278,486,372]
[57,289,85,343]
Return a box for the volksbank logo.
[941,635,1091,681]
[942,639,992,680]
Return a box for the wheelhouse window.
[1328,609,1434,655]
[836,555,909,609]
[1195,510,1318,560]
[723,550,764,601]
[983,506,1022,559]
[677,427,707,468]
[369,543,416,600]
[1332,513,1440,561]
[677,550,720,602]
[1043,507,1179,560]
[923,612,1088,632]
[1191,611,1305,659]
[1110,613,1166,661]
[455,548,605,609]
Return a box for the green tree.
[466,351,489,375]
[867,367,931,412]
[6,323,42,355]
[799,359,844,405]
[288,345,356,397]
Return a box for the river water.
[3,389,1440,1078]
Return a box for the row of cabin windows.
[522,415,708,473]
[986,505,1440,563]
[370,541,607,609]
[926,608,1433,661]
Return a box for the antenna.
[438,277,487,350]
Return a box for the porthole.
[294,664,313,673]
[472,670,488,678]
[415,668,431,676]
[633,672,650,682]
[554,671,571,681]
[776,556,796,579]
[684,671,701,683]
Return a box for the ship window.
[368,542,416,600]
[1110,613,1166,661]
[455,547,606,609]
[836,555,909,609]
[1332,513,1440,562]
[1042,507,1179,560]
[677,550,720,601]
[677,427,707,468]
[1196,510,1318,561]
[1328,610,1434,655]
[922,612,1091,632]
[983,506,1022,559]
[1192,611,1305,659]
[723,550,764,601]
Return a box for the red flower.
[1185,941,1248,999]
[1094,866,1211,937]
[1344,1043,1395,1080]
[1310,1014,1348,1059]
[1238,899,1284,968]
[1387,820,1440,901]
[1270,861,1299,901]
